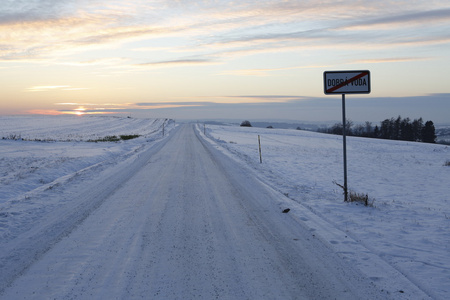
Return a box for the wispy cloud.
[221,64,327,76]
[134,96,303,108]
[131,46,173,52]
[352,57,434,64]
[184,4,450,60]
[135,102,212,107]
[1,1,449,64]
[134,58,218,68]
[55,102,133,107]
[343,7,450,30]
[63,57,129,66]
[0,1,172,61]
[216,95,305,104]
[26,85,88,92]
[26,85,70,92]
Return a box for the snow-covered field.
[0,115,448,299]
[0,116,174,240]
[0,115,171,199]
[203,123,450,299]
[0,115,169,142]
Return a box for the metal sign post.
[324,70,371,201]
[341,93,348,202]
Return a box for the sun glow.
[61,110,115,116]
[73,107,86,116]
[26,107,113,116]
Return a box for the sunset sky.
[1,1,449,123]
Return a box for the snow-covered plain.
[204,123,450,299]
[0,116,174,251]
[0,115,170,203]
[0,115,448,299]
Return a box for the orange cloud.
[26,109,63,115]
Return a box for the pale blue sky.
[1,1,449,122]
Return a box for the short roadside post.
[323,70,371,201]
[258,135,262,163]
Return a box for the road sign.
[324,70,370,94]
[323,69,371,202]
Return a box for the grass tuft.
[333,180,375,207]
[120,134,140,140]
[88,134,140,142]
[348,191,374,207]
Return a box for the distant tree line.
[318,116,437,143]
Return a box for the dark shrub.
[240,120,252,127]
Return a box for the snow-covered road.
[0,125,413,299]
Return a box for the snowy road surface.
[1,125,412,299]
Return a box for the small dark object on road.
[282,208,290,213]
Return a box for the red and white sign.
[324,70,370,94]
